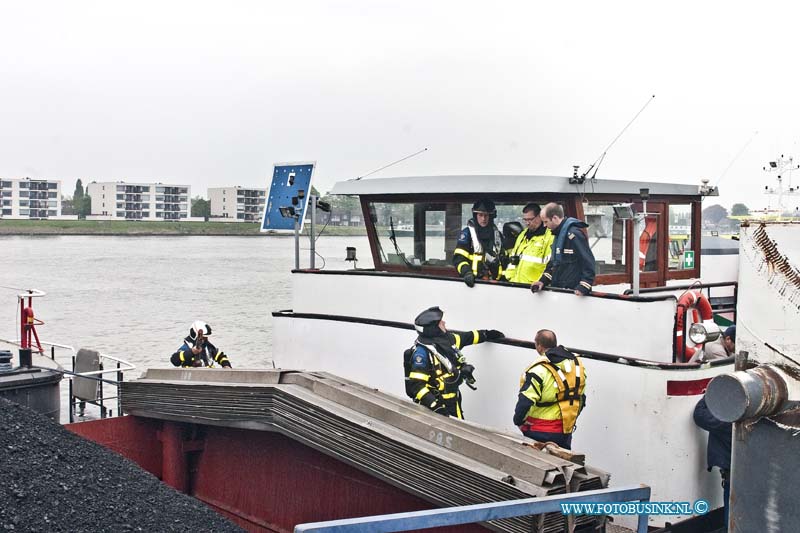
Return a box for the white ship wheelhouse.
[341,174,705,289]
[272,173,735,528]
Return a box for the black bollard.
[19,348,32,368]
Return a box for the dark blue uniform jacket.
[694,397,732,471]
[541,218,595,294]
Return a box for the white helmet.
[189,320,212,340]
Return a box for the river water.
[0,234,372,376]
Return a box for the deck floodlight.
[345,246,358,269]
[279,206,297,219]
[689,320,722,345]
[612,203,635,220]
[316,200,331,213]
[639,188,650,201]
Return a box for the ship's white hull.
[272,271,734,528]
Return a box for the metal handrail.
[294,485,652,533]
[0,336,135,422]
[3,338,136,375]
[623,280,738,295]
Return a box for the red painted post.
[20,299,27,349]
[161,422,188,493]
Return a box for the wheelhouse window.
[668,203,694,271]
[361,194,701,285]
[369,202,453,267]
[367,200,544,271]
[582,201,628,275]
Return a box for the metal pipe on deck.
[705,364,788,422]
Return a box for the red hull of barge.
[67,416,484,533]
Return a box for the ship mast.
[762,155,800,217]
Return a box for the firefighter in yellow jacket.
[504,203,554,284]
[513,329,586,449]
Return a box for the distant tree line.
[702,203,752,232]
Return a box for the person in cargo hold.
[170,320,232,368]
[513,329,586,449]
[404,306,504,419]
[690,325,736,363]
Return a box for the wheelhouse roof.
[330,174,710,197]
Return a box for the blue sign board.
[261,162,316,231]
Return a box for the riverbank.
[0,219,368,236]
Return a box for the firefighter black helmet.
[472,198,496,217]
[414,306,444,334]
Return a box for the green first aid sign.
[684,250,695,269]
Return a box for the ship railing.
[622,281,738,362]
[2,338,135,423]
[293,484,651,533]
[622,280,738,316]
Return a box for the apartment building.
[87,181,190,220]
[329,212,363,226]
[0,178,61,219]
[208,186,266,222]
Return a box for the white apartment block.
[208,186,266,222]
[0,178,61,219]
[87,181,190,220]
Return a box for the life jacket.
[465,220,504,278]
[550,217,584,267]
[521,352,586,433]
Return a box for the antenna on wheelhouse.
[571,94,656,185]
[353,147,429,180]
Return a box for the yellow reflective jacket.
[505,227,554,284]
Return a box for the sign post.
[260,162,316,233]
[261,162,316,271]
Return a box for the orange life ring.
[676,290,713,362]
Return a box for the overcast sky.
[2,1,799,210]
